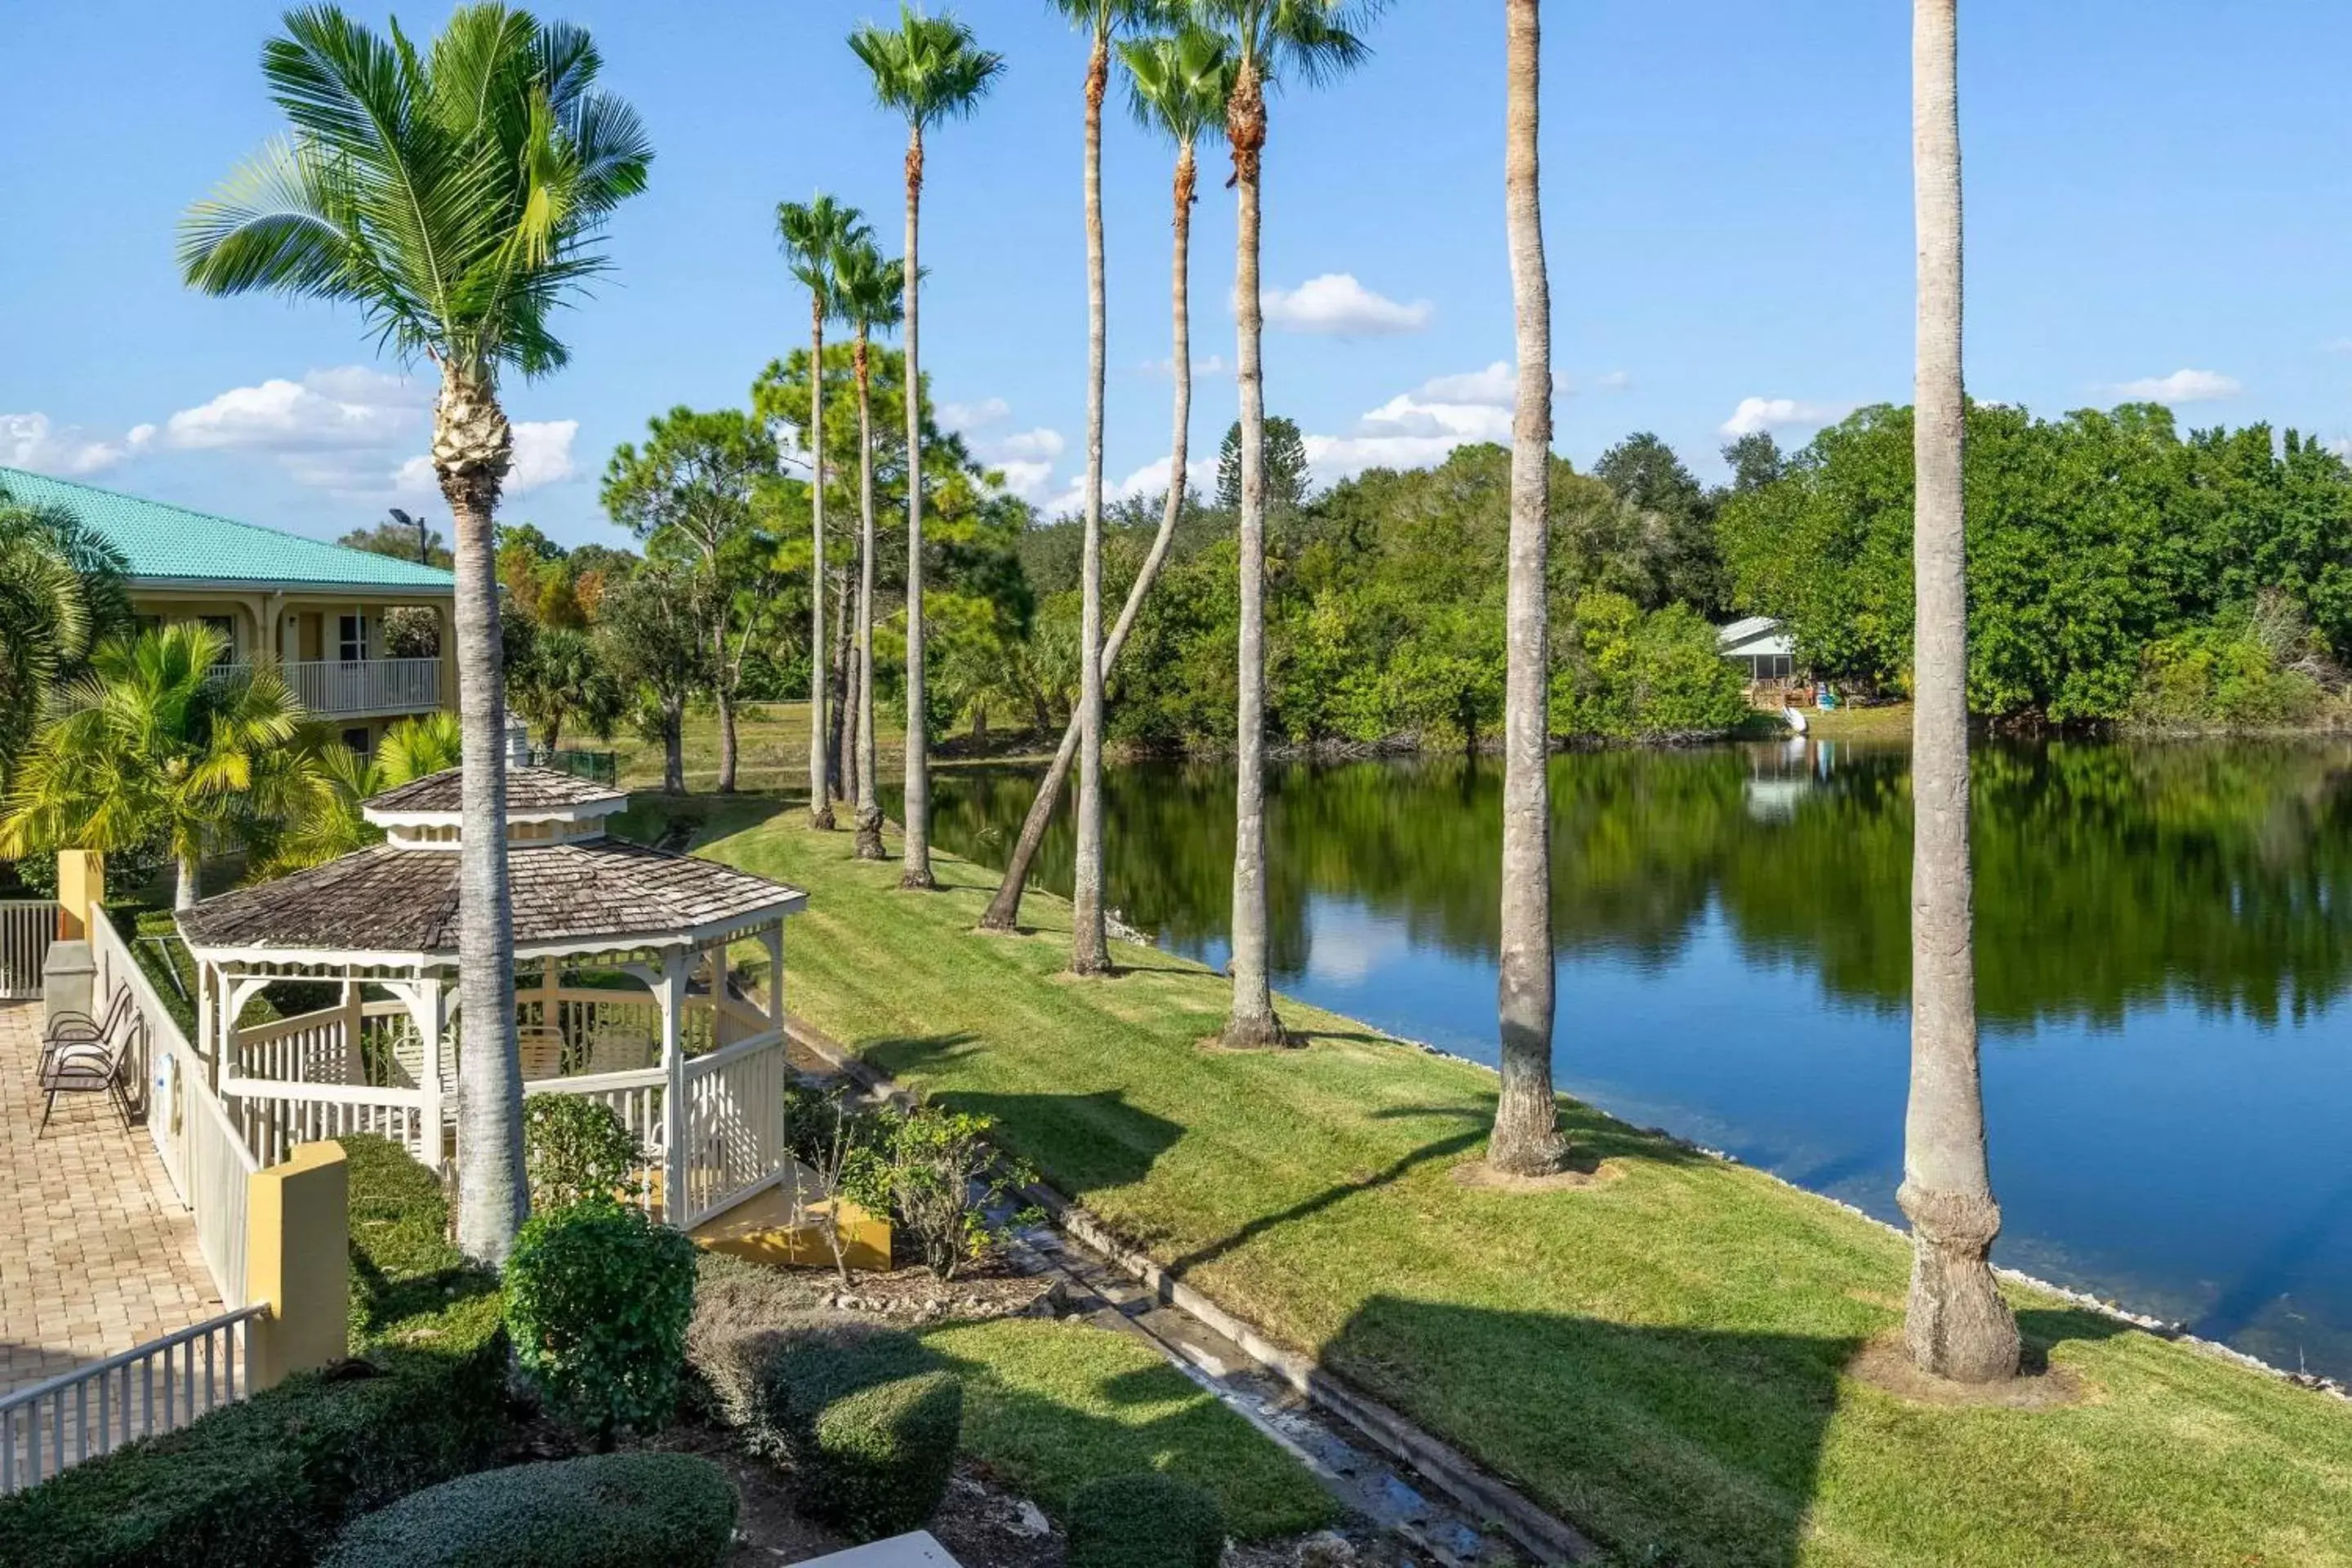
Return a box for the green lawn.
[919,1317,1334,1539]
[652,794,2352,1568]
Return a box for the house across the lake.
[0,466,454,753]
[1717,613,1797,683]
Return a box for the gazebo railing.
[235,1080,427,1169]
[679,1030,788,1227]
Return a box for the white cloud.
[1718,396,1852,438]
[1142,354,1230,379]
[165,366,423,456]
[992,427,1067,463]
[507,421,578,494]
[1593,370,1635,393]
[1260,273,1432,336]
[0,412,145,475]
[1294,362,1548,485]
[2108,368,2243,404]
[941,396,1011,430]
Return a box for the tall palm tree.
[1194,0,1381,1047]
[832,238,907,862]
[778,194,871,831]
[1488,0,1565,1175]
[979,24,1234,935]
[1051,0,1163,973]
[849,5,1004,892]
[0,498,131,789]
[1901,0,2020,1383]
[180,3,651,1265]
[0,624,311,912]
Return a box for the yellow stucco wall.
[245,1140,351,1389]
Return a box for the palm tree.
[180,3,651,1265]
[979,24,1234,934]
[832,238,908,862]
[261,711,466,873]
[779,194,871,831]
[0,498,131,789]
[0,624,311,912]
[849,5,1004,892]
[1051,0,1164,973]
[1193,0,1381,1047]
[1900,0,2020,1384]
[1488,0,1566,1175]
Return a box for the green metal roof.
[0,466,455,593]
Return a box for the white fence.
[90,909,255,1308]
[679,1031,788,1226]
[0,1306,265,1494]
[0,899,56,1000]
[287,657,440,717]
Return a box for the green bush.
[749,1324,963,1540]
[2133,615,2326,730]
[0,1322,506,1568]
[1066,1474,1227,1568]
[844,1101,1041,1280]
[317,1452,737,1568]
[504,1200,697,1446]
[341,1133,504,1348]
[523,1095,645,1211]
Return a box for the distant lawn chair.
[39,1013,141,1134]
[40,986,133,1074]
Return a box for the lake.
[914,737,2352,1381]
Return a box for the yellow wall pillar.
[55,849,105,939]
[245,1141,350,1390]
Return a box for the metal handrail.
[0,1303,266,1494]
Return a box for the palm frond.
[849,6,1005,128]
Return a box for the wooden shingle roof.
[179,840,802,956]
[369,765,626,813]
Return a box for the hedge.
[0,1134,509,1568]
[1067,1474,1227,1568]
[746,1324,963,1539]
[318,1452,737,1568]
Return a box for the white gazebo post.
[386,973,448,1169]
[194,959,214,1082]
[657,947,688,1226]
[760,924,784,1034]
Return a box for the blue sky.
[4,1,2350,549]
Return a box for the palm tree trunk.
[435,363,525,1267]
[1223,59,1285,1049]
[830,559,855,802]
[854,332,887,861]
[898,127,937,889]
[174,852,199,913]
[979,137,1199,936]
[1071,31,1113,975]
[1490,0,1566,1176]
[1900,0,2020,1385]
[714,613,737,795]
[808,301,835,828]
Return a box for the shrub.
[341,1133,501,1348]
[504,1199,697,1446]
[748,1324,963,1540]
[1067,1473,1227,1568]
[318,1452,737,1568]
[0,1324,507,1568]
[844,1101,1041,1280]
[523,1096,645,1212]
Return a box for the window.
[202,615,237,663]
[342,726,372,756]
[338,613,370,662]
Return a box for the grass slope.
[664,795,2352,1567]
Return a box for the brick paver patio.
[0,1003,219,1396]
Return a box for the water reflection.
[915,738,2352,1375]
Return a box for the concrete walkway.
[0,1004,219,1396]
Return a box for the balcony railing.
[285,657,439,718]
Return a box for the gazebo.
[176,766,806,1232]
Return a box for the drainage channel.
[782,1022,1562,1566]
[1010,1222,1527,1567]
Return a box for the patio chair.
[517,1026,568,1081]
[39,986,133,1074]
[39,1014,140,1134]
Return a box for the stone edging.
[782,1018,1599,1566]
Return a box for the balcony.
[285,657,440,718]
